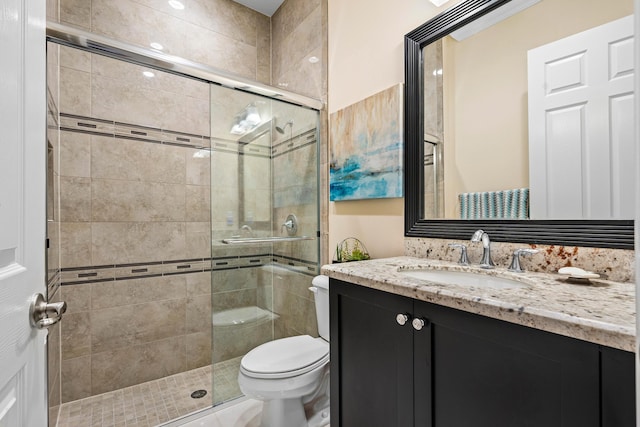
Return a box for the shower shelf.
[221,236,314,244]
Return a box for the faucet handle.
[508,248,539,273]
[448,243,469,265]
[281,214,298,236]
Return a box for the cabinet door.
[414,300,600,427]
[330,279,414,427]
[601,347,636,426]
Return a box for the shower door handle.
[29,293,67,329]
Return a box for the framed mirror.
[404,0,634,249]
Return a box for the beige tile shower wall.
[58,46,212,401]
[46,37,62,427]
[272,137,319,338]
[59,47,210,135]
[270,0,328,264]
[47,44,61,285]
[272,0,325,100]
[211,265,264,363]
[47,293,62,427]
[209,85,255,236]
[59,0,271,85]
[58,48,211,267]
[60,271,212,401]
[271,268,318,340]
[271,102,320,263]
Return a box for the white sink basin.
[400,269,529,289]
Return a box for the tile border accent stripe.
[272,254,319,276]
[59,112,317,158]
[47,269,61,297]
[272,129,317,158]
[60,254,318,285]
[47,89,59,127]
[60,113,211,149]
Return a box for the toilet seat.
[241,335,329,379]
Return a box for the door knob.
[412,317,428,331]
[396,313,409,326]
[29,293,67,329]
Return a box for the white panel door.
[0,0,48,426]
[528,15,635,219]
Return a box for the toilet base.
[305,396,330,427]
[261,397,307,427]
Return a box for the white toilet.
[238,275,330,427]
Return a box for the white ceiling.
[232,0,285,16]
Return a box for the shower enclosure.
[46,28,320,426]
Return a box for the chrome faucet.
[448,243,469,265]
[471,229,495,269]
[508,248,539,273]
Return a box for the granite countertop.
[321,256,636,352]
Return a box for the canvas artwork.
[329,84,403,201]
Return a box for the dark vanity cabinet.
[329,279,635,427]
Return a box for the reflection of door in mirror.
[528,15,634,220]
[422,0,634,220]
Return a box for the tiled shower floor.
[56,357,243,427]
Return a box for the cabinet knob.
[396,313,409,326]
[412,317,428,331]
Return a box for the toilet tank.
[311,275,330,341]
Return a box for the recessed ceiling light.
[278,82,289,87]
[429,0,451,6]
[308,56,319,64]
[150,42,164,50]
[143,71,155,78]
[168,0,184,10]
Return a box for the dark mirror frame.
[404,0,634,249]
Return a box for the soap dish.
[558,267,600,284]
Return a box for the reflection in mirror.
[423,40,445,219]
[241,131,272,226]
[421,0,634,220]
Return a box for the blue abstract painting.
[329,85,403,201]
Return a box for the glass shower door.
[209,84,320,406]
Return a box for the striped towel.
[459,188,529,219]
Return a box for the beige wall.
[328,0,633,237]
[328,0,443,259]
[442,0,633,217]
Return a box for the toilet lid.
[241,335,329,378]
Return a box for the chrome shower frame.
[46,22,323,111]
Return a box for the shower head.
[275,120,293,134]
